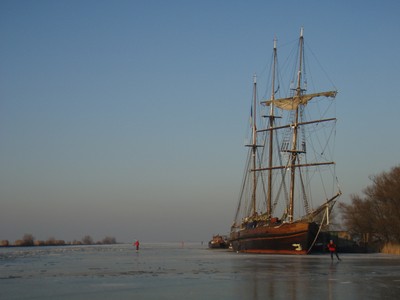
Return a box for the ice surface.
[1,243,399,299]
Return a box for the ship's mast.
[266,37,277,219]
[288,27,304,223]
[257,28,338,224]
[251,74,258,216]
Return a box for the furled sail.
[262,91,337,110]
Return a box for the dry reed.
[381,243,400,255]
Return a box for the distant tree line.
[340,165,400,251]
[0,234,117,247]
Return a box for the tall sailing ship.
[230,28,341,254]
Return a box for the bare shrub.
[82,235,94,245]
[340,165,400,247]
[101,236,117,244]
[22,234,34,246]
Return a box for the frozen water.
[1,243,399,299]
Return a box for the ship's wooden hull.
[230,222,318,255]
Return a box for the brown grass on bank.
[381,243,400,255]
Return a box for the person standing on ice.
[327,240,341,261]
[133,240,139,251]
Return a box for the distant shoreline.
[0,234,117,248]
[0,242,121,248]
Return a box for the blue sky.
[1,0,400,243]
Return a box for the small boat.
[229,28,341,254]
[208,235,229,249]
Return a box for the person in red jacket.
[327,240,341,261]
[133,240,140,251]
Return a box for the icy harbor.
[1,243,399,299]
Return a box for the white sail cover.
[263,91,337,110]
